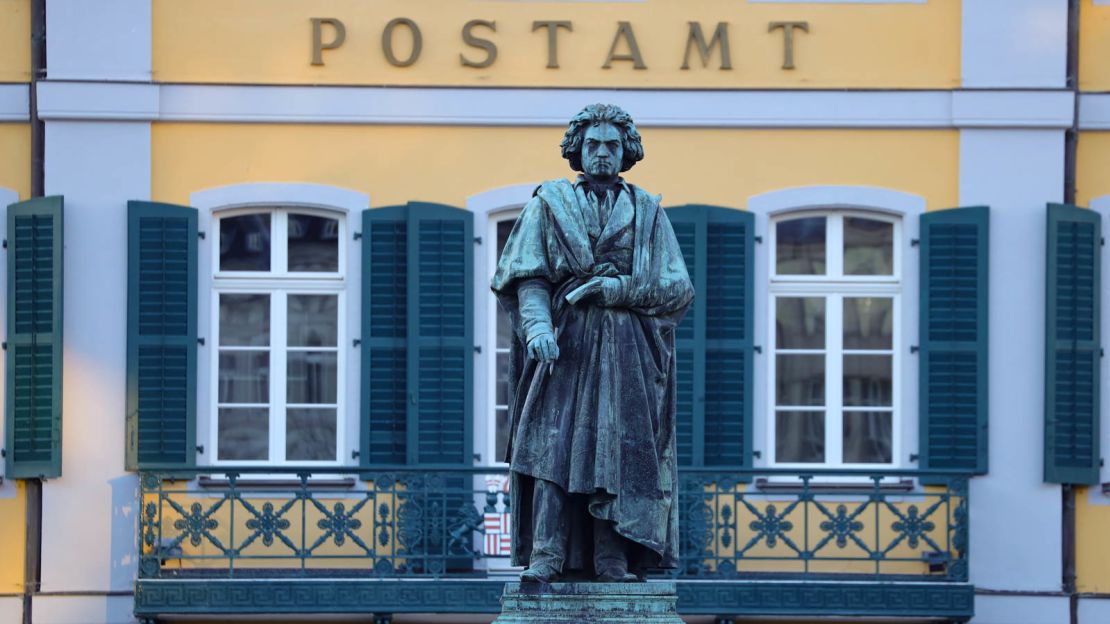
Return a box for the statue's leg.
[593,515,636,582]
[521,478,568,582]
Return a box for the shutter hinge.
[753,345,762,354]
[1101,458,1105,468]
[474,236,483,245]
[197,337,206,346]
[1102,237,1106,247]
[1,342,6,351]
[910,345,920,354]
[197,231,206,240]
[473,453,483,462]
[754,236,763,244]
[1102,348,1105,358]
[195,445,205,454]
[909,453,919,462]
[752,450,762,459]
[474,345,482,353]
[0,448,5,458]
[353,339,362,347]
[351,450,361,460]
[353,231,362,241]
[910,238,920,247]
[2,239,6,250]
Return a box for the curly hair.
[559,103,645,173]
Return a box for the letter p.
[311,17,346,66]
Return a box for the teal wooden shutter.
[360,202,473,467]
[4,196,63,479]
[1045,203,1101,484]
[408,202,473,465]
[361,206,409,466]
[919,206,989,475]
[126,201,197,470]
[664,205,753,472]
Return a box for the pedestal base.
[493,581,684,624]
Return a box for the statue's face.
[581,122,623,180]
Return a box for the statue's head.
[560,104,644,178]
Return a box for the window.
[211,207,346,465]
[769,211,900,467]
[485,210,520,466]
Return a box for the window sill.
[754,477,915,495]
[197,475,358,490]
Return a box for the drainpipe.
[23,3,45,624]
[1063,1,1080,624]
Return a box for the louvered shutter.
[664,205,753,473]
[408,202,473,465]
[126,201,197,470]
[919,206,989,475]
[1045,203,1101,484]
[360,203,473,467]
[4,196,63,479]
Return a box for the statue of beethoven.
[491,104,694,583]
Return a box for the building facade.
[1,0,1110,623]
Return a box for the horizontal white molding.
[36,81,1077,129]
[1079,93,1110,130]
[0,84,29,122]
[751,0,924,3]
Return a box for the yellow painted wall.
[0,482,27,594]
[1081,0,1110,91]
[0,124,30,200]
[1075,131,1110,206]
[152,125,958,211]
[0,0,29,83]
[152,0,960,89]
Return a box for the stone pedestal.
[493,581,684,623]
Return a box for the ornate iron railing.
[138,467,968,583]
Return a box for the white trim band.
[1079,94,1110,130]
[0,84,30,122]
[36,81,1076,129]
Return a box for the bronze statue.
[491,104,694,583]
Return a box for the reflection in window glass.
[220,213,271,271]
[218,352,270,404]
[776,411,825,463]
[776,297,825,349]
[843,412,892,464]
[287,352,338,404]
[843,297,893,350]
[288,213,340,272]
[288,294,338,347]
[286,408,338,461]
[776,354,825,406]
[844,217,893,276]
[220,294,270,347]
[493,218,517,462]
[843,355,892,407]
[218,408,269,461]
[776,216,826,275]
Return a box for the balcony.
[134,467,973,623]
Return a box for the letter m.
[683,22,731,70]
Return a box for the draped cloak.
[490,177,693,572]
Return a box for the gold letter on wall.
[533,20,573,69]
[603,22,647,70]
[382,17,423,67]
[310,17,346,66]
[682,22,732,70]
[461,20,498,68]
[768,21,809,70]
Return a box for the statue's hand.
[526,332,560,363]
[565,276,624,306]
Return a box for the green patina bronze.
[491,104,694,585]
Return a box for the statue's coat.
[491,178,693,572]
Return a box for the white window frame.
[767,210,902,469]
[0,187,12,493]
[1090,195,1110,486]
[748,186,925,472]
[468,183,539,469]
[192,183,368,468]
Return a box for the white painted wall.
[39,120,149,624]
[46,0,151,81]
[960,129,1066,618]
[962,0,1068,88]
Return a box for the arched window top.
[772,209,901,281]
[191,182,368,215]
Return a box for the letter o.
[382,17,423,67]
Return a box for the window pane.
[495,408,510,463]
[218,352,270,403]
[776,411,825,463]
[843,297,893,350]
[496,219,515,257]
[776,297,825,349]
[287,351,338,404]
[220,213,271,271]
[496,352,509,406]
[286,408,337,461]
[288,213,339,272]
[776,216,826,275]
[843,355,893,407]
[219,294,270,346]
[843,412,893,464]
[496,305,512,349]
[218,408,269,460]
[776,354,825,406]
[288,294,338,347]
[844,217,894,276]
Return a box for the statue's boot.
[520,560,561,583]
[523,479,567,583]
[594,516,637,582]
